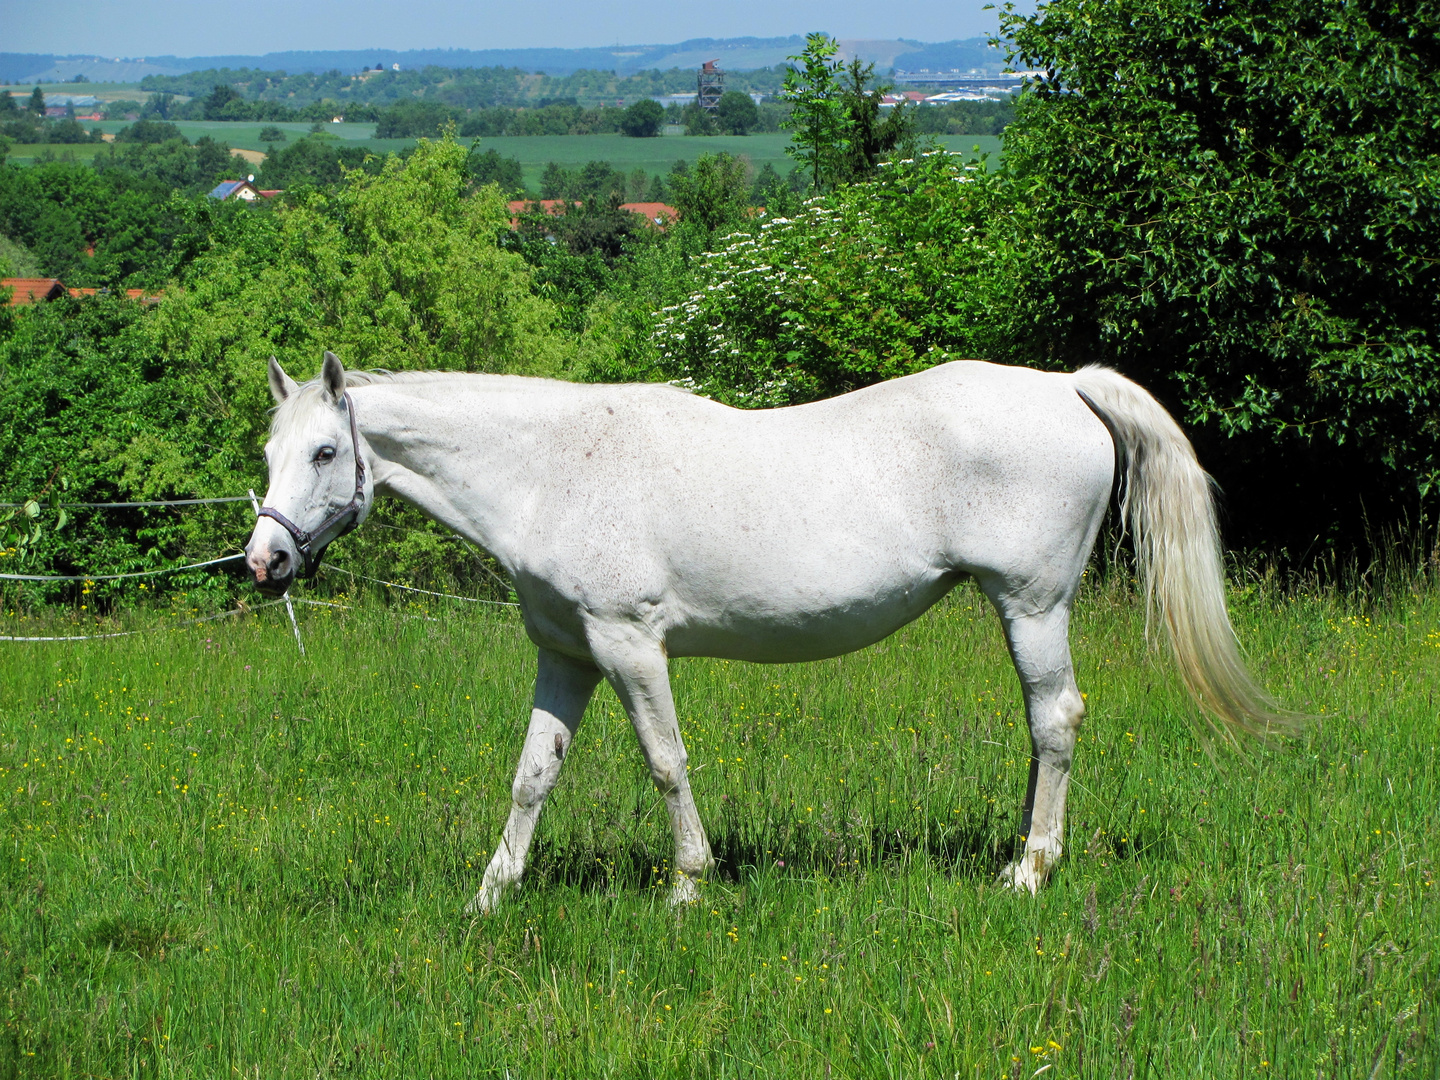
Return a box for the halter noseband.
[257,390,367,579]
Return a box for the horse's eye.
[314,446,336,463]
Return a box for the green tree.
[782,33,845,191]
[668,152,750,239]
[374,100,458,138]
[142,92,174,120]
[748,162,799,216]
[466,146,524,195]
[681,102,716,136]
[996,0,1440,550]
[833,58,913,183]
[202,84,247,121]
[716,91,759,135]
[619,98,664,137]
[160,135,563,380]
[257,136,371,189]
[574,160,623,202]
[27,86,44,116]
[539,161,572,199]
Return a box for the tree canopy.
[997,0,1440,549]
[619,99,664,137]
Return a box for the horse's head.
[245,351,373,596]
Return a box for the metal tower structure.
[697,59,724,113]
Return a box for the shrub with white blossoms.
[650,151,1024,407]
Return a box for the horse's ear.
[268,356,299,404]
[321,350,346,403]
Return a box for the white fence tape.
[321,565,519,607]
[0,597,291,641]
[1,489,515,654]
[0,496,254,509]
[0,553,245,583]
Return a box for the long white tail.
[1072,365,1294,743]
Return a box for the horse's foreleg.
[467,648,601,915]
[990,601,1086,894]
[587,622,715,906]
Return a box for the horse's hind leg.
[467,648,602,915]
[983,590,1087,894]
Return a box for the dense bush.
[996,0,1440,551]
[0,157,221,282]
[646,153,1016,405]
[0,295,257,602]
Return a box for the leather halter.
[257,390,367,579]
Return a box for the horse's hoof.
[997,857,1047,895]
[464,886,500,916]
[669,873,703,907]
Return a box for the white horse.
[245,352,1284,910]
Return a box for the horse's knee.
[512,761,556,810]
[1032,687,1085,758]
[1058,687,1085,731]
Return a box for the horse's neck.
[352,379,543,568]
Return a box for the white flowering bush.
[649,152,1026,407]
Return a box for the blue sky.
[7,0,1014,57]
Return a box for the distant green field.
[482,134,1003,190]
[28,121,1002,187]
[9,82,155,103]
[2,143,110,166]
[81,119,381,152]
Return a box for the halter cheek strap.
[257,390,367,579]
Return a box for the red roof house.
[3,279,160,306]
[3,278,66,306]
[619,202,678,227]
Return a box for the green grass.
[1,143,111,167]
[29,122,1001,188]
[3,575,1432,1076]
[14,83,152,103]
[476,133,1002,192]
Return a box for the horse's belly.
[663,568,962,663]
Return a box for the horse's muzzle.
[246,544,295,597]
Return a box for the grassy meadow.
[0,575,1435,1077]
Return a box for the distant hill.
[886,39,1008,74]
[0,36,1009,84]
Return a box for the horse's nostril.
[268,549,292,578]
